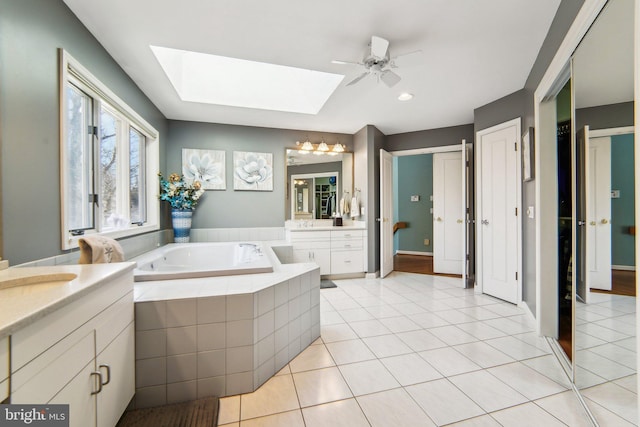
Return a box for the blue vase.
[171,209,193,243]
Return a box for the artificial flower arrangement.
[158,172,205,210]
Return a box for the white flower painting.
[233,151,273,191]
[182,148,226,190]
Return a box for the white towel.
[350,196,359,218]
[78,235,125,264]
[340,197,350,216]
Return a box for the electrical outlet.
[424,239,430,246]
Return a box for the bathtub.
[133,242,273,282]
[132,240,321,406]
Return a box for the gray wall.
[167,121,352,228]
[0,0,169,265]
[386,124,474,151]
[575,101,634,131]
[473,0,585,314]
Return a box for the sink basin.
[0,273,77,291]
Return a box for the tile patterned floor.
[217,272,630,426]
[575,292,638,425]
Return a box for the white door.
[380,149,394,277]
[433,151,463,274]
[478,120,520,304]
[587,136,612,290]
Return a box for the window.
[60,50,159,249]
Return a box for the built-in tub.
[133,242,273,281]
[132,242,320,408]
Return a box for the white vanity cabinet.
[330,230,365,274]
[0,336,8,402]
[288,228,366,275]
[290,230,331,275]
[10,269,134,427]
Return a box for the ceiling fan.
[333,36,419,88]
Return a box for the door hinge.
[465,160,470,167]
[89,193,99,205]
[466,254,470,261]
[88,126,98,136]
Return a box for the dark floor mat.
[116,397,218,427]
[320,279,338,289]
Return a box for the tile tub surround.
[133,262,321,408]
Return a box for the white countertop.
[0,263,136,339]
[285,220,366,232]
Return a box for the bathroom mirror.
[285,149,353,220]
[571,0,636,423]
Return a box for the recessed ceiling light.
[398,92,414,101]
[151,46,344,114]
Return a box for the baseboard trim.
[612,265,636,271]
[365,271,379,279]
[395,250,433,256]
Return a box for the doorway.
[380,143,471,282]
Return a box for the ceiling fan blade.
[380,70,401,88]
[371,36,389,59]
[331,59,361,66]
[391,49,424,68]
[346,72,369,86]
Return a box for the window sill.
[62,223,160,250]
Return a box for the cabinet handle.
[344,244,351,248]
[90,371,103,395]
[344,260,351,263]
[99,364,111,386]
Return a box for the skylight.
[150,46,344,115]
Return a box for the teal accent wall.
[395,154,433,253]
[611,133,635,267]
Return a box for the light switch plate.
[611,190,620,199]
[411,195,420,202]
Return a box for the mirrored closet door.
[570,0,637,423]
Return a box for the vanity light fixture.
[317,140,329,152]
[398,92,414,101]
[332,141,345,153]
[296,138,345,155]
[300,138,314,152]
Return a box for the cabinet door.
[0,336,8,402]
[96,322,135,427]
[49,361,97,427]
[312,249,331,275]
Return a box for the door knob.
[600,219,609,224]
[481,219,489,225]
[590,221,596,226]
[436,217,442,222]
[457,219,463,224]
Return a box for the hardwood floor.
[591,269,636,297]
[393,254,462,278]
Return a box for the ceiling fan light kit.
[335,35,420,89]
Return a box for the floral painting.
[182,148,226,190]
[233,151,273,191]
